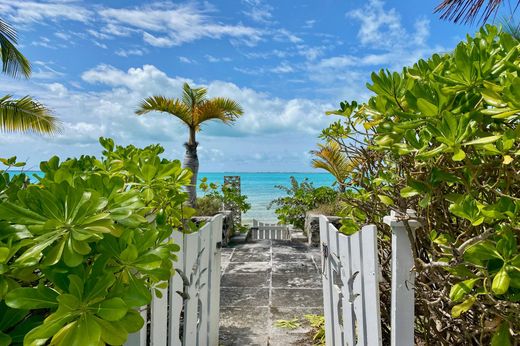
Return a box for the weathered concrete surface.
[219,240,323,346]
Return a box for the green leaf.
[452,148,466,161]
[377,194,394,206]
[0,331,11,345]
[449,279,479,302]
[492,267,510,295]
[119,309,144,333]
[491,322,511,346]
[94,297,128,321]
[0,247,9,263]
[95,317,128,345]
[5,286,58,309]
[451,296,476,318]
[400,186,420,198]
[463,135,502,146]
[417,98,438,115]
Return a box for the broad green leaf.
[417,98,438,115]
[94,297,128,321]
[5,286,58,309]
[491,322,511,346]
[462,135,502,146]
[377,195,394,206]
[449,279,479,302]
[118,309,144,333]
[451,296,476,318]
[492,267,510,295]
[400,186,420,198]
[452,148,466,161]
[95,317,128,345]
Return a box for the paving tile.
[271,288,323,308]
[272,252,310,262]
[272,261,318,274]
[272,272,321,288]
[219,332,268,346]
[268,333,311,345]
[221,273,269,288]
[220,287,269,307]
[220,306,269,330]
[226,262,271,274]
[231,251,271,262]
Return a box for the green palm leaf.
[0,18,30,78]
[0,95,60,134]
[311,141,356,190]
[136,95,192,126]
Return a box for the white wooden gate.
[250,219,291,240]
[319,216,381,346]
[319,213,420,346]
[127,214,223,346]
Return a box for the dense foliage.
[268,177,338,230]
[0,138,192,345]
[321,25,519,343]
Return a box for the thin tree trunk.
[183,141,199,207]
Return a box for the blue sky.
[1,0,485,171]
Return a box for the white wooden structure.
[319,213,420,346]
[127,214,223,346]
[250,219,291,240]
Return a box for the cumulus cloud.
[99,3,264,47]
[347,0,430,50]
[0,0,92,24]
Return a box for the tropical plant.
[268,177,337,230]
[311,141,355,192]
[135,83,243,207]
[0,138,192,345]
[320,25,520,344]
[0,18,59,134]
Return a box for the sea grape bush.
[321,25,519,343]
[0,138,192,345]
[269,177,338,230]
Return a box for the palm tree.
[311,141,357,192]
[0,18,59,134]
[136,83,244,207]
[434,0,517,23]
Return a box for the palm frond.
[434,0,509,23]
[181,82,207,108]
[311,141,356,188]
[194,98,244,127]
[0,18,30,78]
[135,95,193,127]
[0,95,60,134]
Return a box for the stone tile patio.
[219,240,323,346]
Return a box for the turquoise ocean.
[9,171,335,224]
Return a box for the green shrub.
[321,25,519,343]
[268,177,337,229]
[0,138,192,345]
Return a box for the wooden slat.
[319,216,335,346]
[182,231,200,345]
[170,231,184,346]
[196,224,210,346]
[207,215,223,345]
[338,233,355,346]
[327,225,343,345]
[360,225,382,346]
[351,231,366,345]
[151,286,168,344]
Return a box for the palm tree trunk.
[183,141,199,207]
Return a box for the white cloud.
[0,0,92,24]
[99,3,264,47]
[242,0,274,24]
[270,62,294,73]
[205,55,232,63]
[115,48,147,57]
[179,56,196,64]
[303,20,316,29]
[347,0,430,50]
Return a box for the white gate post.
[383,210,421,346]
